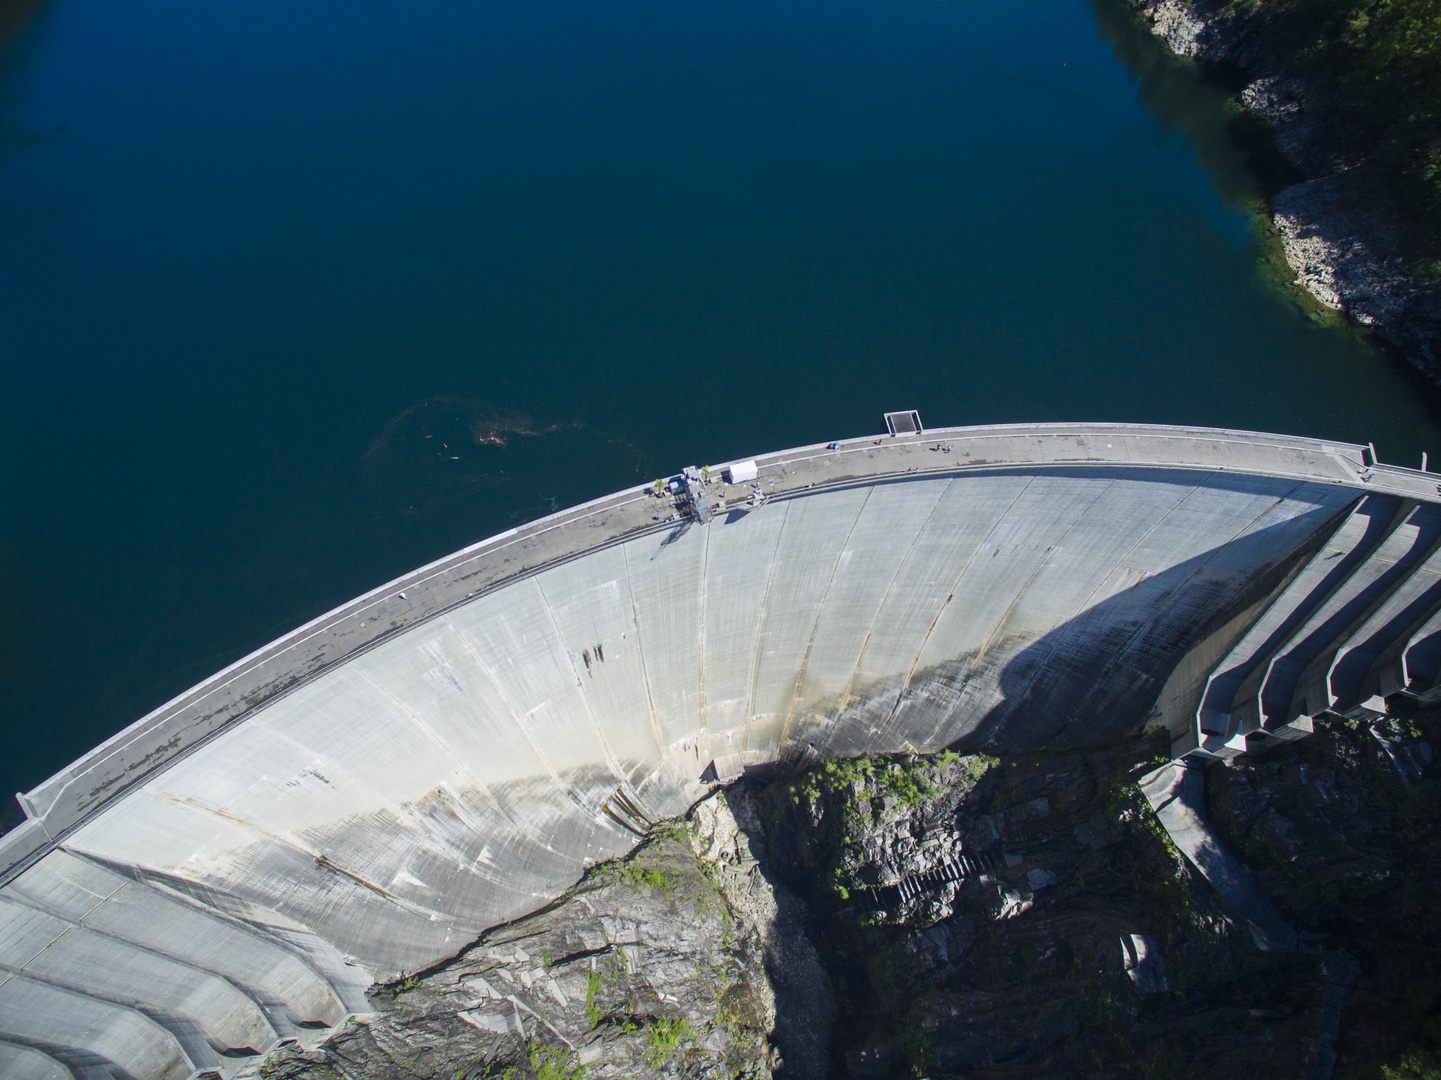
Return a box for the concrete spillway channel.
[4,421,1441,1078]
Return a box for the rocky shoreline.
[1135,0,1441,379]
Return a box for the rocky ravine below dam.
[247,710,1441,1080]
[1134,0,1441,379]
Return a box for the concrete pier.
[2,422,1437,1077]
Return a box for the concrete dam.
[6,421,1441,1080]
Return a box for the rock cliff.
[1133,0,1441,378]
[249,717,1440,1080]
[1208,707,1441,1077]
[250,823,782,1080]
[752,742,1347,1079]
[247,796,842,1080]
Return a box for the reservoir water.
[1,0,1438,821]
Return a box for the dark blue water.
[2,0,1437,821]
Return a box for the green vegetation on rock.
[527,1043,586,1080]
[251,720,1441,1080]
[584,971,604,1029]
[643,1018,692,1068]
[1232,0,1441,268]
[613,860,671,896]
[257,824,774,1080]
[753,735,1348,1078]
[1383,1049,1441,1080]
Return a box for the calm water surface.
[2,0,1438,817]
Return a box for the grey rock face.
[244,715,1441,1080]
[693,790,837,1080]
[1134,0,1440,378]
[1204,708,1441,1074]
[252,813,781,1080]
[754,743,1347,1079]
[1136,0,1223,59]
[1239,76,1357,180]
[1273,171,1421,329]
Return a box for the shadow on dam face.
[789,485,1349,763]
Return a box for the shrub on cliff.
[1238,0,1441,267]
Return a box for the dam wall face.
[0,423,1434,1079]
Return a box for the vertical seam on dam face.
[410,626,556,855]
[884,474,1039,733]
[970,477,1123,674]
[989,475,1206,727]
[620,540,675,786]
[1068,488,1302,725]
[51,863,126,917]
[742,500,796,755]
[345,667,525,899]
[1240,486,1305,538]
[887,472,1089,749]
[776,484,878,751]
[838,478,955,714]
[443,613,564,790]
[533,576,627,786]
[351,666,473,790]
[1076,477,1204,613]
[16,426,1441,1079]
[696,522,712,761]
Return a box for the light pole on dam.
[2,422,1439,1079]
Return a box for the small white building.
[726,460,758,484]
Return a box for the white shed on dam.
[3,423,1440,1079]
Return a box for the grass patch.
[963,753,1000,784]
[527,1043,585,1080]
[584,971,603,1029]
[643,1017,692,1067]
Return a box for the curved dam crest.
[3,422,1440,1079]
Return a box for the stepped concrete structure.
[4,421,1441,1078]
